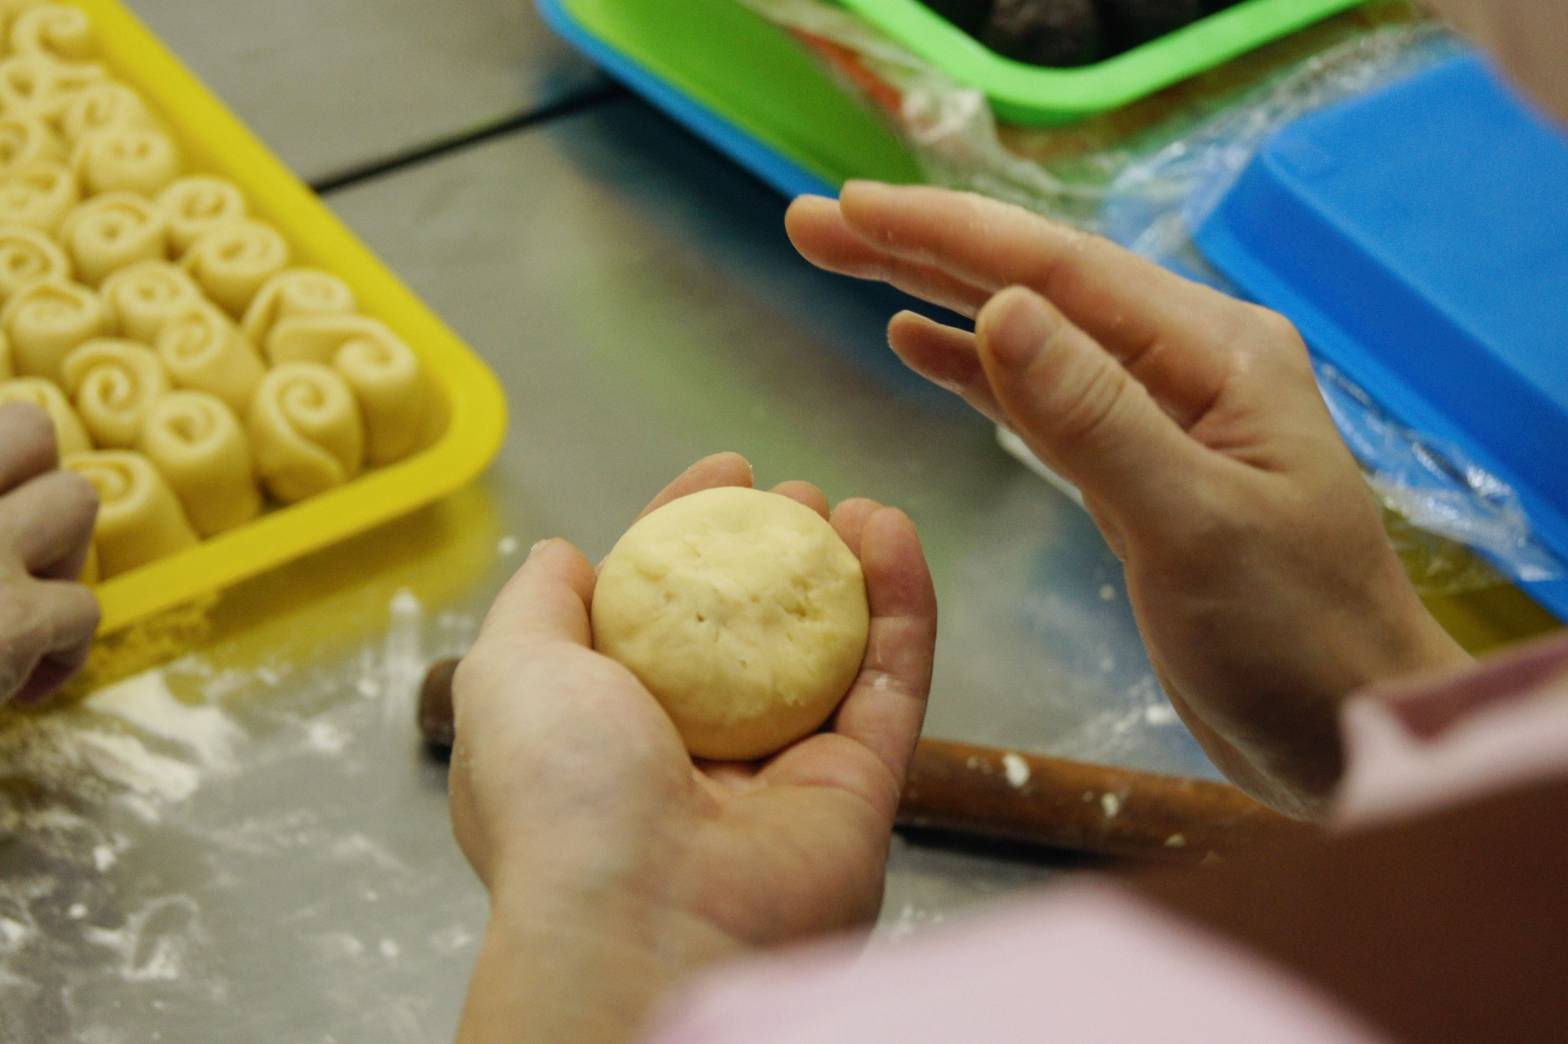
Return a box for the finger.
[839,182,1235,422]
[829,497,881,558]
[976,286,1202,522]
[0,469,98,578]
[771,480,830,519]
[0,402,58,495]
[636,452,754,521]
[831,508,937,784]
[9,580,98,706]
[474,539,597,649]
[886,311,1004,424]
[785,195,990,317]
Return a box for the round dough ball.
[591,487,869,761]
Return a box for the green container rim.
[834,0,1370,124]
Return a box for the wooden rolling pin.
[417,658,1309,864]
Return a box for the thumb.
[474,539,598,649]
[976,286,1199,521]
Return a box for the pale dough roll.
[0,223,70,303]
[241,267,355,347]
[58,191,167,286]
[0,328,9,377]
[64,449,197,578]
[0,112,63,168]
[154,300,265,414]
[72,124,179,196]
[59,81,154,144]
[0,161,78,232]
[247,362,364,503]
[79,541,97,583]
[156,175,245,255]
[592,487,870,761]
[9,4,93,61]
[181,219,288,317]
[0,376,90,455]
[99,259,200,343]
[61,337,168,448]
[266,314,428,466]
[0,277,104,383]
[0,54,103,119]
[139,389,260,536]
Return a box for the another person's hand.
[788,183,1467,818]
[450,453,937,1043]
[0,402,99,706]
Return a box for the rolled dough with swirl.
[154,300,265,414]
[10,4,94,61]
[139,389,260,536]
[0,161,79,232]
[156,175,245,256]
[58,191,168,286]
[1,277,105,383]
[65,449,198,577]
[59,80,154,144]
[61,337,169,448]
[72,124,179,196]
[0,224,71,304]
[0,328,9,378]
[0,112,64,168]
[0,376,92,455]
[247,362,364,503]
[99,259,200,343]
[79,541,98,583]
[181,218,289,316]
[266,314,428,465]
[241,268,355,347]
[0,53,104,119]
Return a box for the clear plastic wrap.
[741,0,1562,593]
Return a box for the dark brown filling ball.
[922,0,996,36]
[1099,0,1205,50]
[980,0,1103,68]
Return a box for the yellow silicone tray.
[60,0,508,634]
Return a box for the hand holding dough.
[60,81,154,144]
[0,224,71,303]
[592,487,870,760]
[267,314,429,465]
[139,389,261,536]
[9,4,94,61]
[156,175,245,255]
[0,375,91,455]
[181,218,288,316]
[241,267,355,346]
[247,362,364,503]
[58,191,168,286]
[154,300,264,414]
[0,161,79,232]
[61,337,169,448]
[72,123,179,196]
[100,259,200,343]
[65,449,198,578]
[0,112,64,168]
[1,277,105,383]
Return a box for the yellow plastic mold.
[66,0,508,634]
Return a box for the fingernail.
[981,288,1055,370]
[528,539,551,558]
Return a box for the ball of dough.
[592,487,869,761]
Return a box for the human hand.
[787,182,1467,818]
[450,453,936,1042]
[0,402,99,706]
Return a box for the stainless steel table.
[0,9,1213,1040]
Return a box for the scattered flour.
[1100,792,1122,819]
[1000,753,1031,789]
[1098,584,1118,603]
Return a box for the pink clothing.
[648,634,1568,1043]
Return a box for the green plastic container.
[836,0,1369,124]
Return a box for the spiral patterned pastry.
[181,218,288,317]
[0,53,104,118]
[156,175,245,255]
[0,328,9,378]
[0,112,64,168]
[9,4,94,61]
[0,277,104,383]
[64,449,198,578]
[154,300,265,414]
[247,362,364,503]
[138,389,261,536]
[59,80,154,144]
[0,160,79,232]
[60,337,168,449]
[72,123,179,196]
[241,267,355,347]
[99,259,200,344]
[0,375,90,455]
[266,314,429,466]
[0,224,71,304]
[57,191,168,287]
